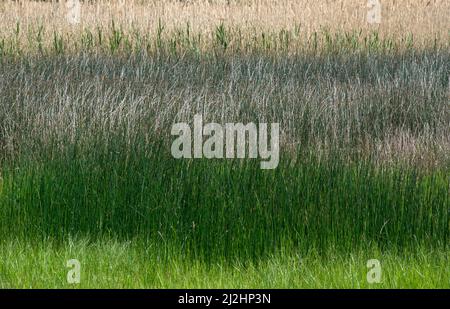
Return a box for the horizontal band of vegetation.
[1,240,449,288]
[1,145,448,261]
[2,0,450,57]
[1,50,449,167]
[0,21,449,58]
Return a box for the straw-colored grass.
[0,0,449,54]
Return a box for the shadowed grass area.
[1,146,448,262]
[1,50,449,167]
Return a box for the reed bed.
[0,0,449,55]
[0,0,448,288]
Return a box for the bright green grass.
[0,239,448,288]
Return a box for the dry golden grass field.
[0,0,449,52]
